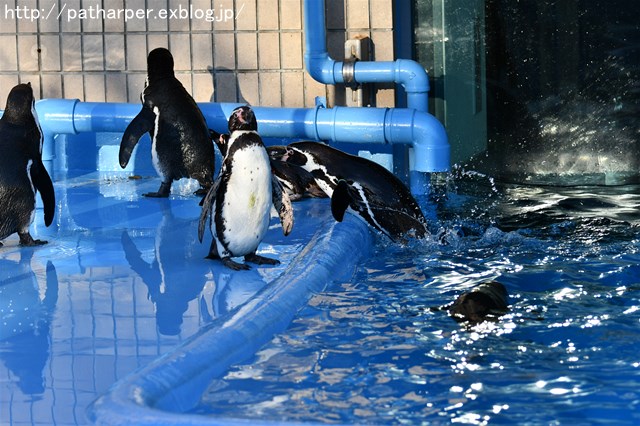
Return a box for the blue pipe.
[35,100,450,175]
[303,0,430,113]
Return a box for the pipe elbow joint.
[35,98,80,135]
[395,59,430,95]
[385,108,450,172]
[305,52,340,85]
[411,111,450,173]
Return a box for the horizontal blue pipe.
[87,215,372,426]
[34,100,450,173]
[303,0,430,113]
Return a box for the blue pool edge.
[86,215,373,426]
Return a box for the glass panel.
[414,0,640,184]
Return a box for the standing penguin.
[198,106,293,270]
[119,47,215,197]
[270,142,428,242]
[0,83,55,246]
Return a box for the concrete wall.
[0,0,395,108]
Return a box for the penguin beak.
[282,147,296,162]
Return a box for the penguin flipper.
[119,106,155,168]
[198,177,220,242]
[330,180,353,222]
[332,180,426,241]
[271,175,293,236]
[30,160,55,227]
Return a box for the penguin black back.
[119,47,215,197]
[0,83,55,246]
[448,281,509,324]
[277,141,428,241]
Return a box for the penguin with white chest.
[0,83,55,246]
[119,48,215,197]
[198,106,293,270]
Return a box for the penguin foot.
[143,191,170,198]
[244,253,280,266]
[18,232,47,246]
[221,257,251,271]
[144,181,172,198]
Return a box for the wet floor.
[0,172,321,426]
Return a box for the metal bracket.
[344,37,374,107]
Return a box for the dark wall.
[483,0,640,184]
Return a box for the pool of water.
[2,171,640,425]
[189,180,640,425]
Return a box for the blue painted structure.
[303,0,430,113]
[3,0,449,193]
[86,214,372,425]
[33,99,449,185]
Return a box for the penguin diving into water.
[198,106,293,270]
[269,141,428,242]
[119,47,215,197]
[0,83,55,246]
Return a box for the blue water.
[2,172,640,425]
[190,182,640,425]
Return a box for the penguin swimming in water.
[437,281,509,325]
[448,281,509,324]
[270,141,428,242]
[119,47,215,197]
[198,106,293,270]
[0,83,55,246]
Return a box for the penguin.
[212,133,325,201]
[447,281,509,324]
[270,141,428,242]
[267,147,327,201]
[198,106,294,270]
[119,47,215,197]
[0,83,55,246]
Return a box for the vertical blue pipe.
[303,0,430,113]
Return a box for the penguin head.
[448,281,509,324]
[147,48,175,81]
[228,105,257,132]
[2,83,35,125]
[267,145,288,161]
[280,146,309,168]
